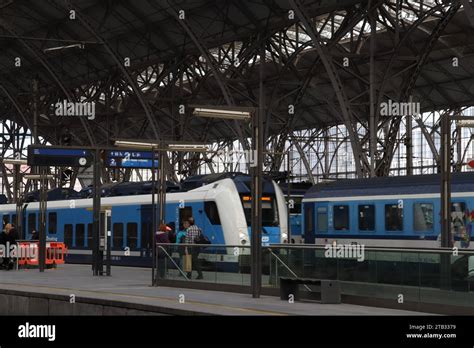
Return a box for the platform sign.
[105,150,158,169]
[27,146,93,167]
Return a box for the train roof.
[79,180,181,198]
[278,182,313,196]
[180,172,276,193]
[304,172,474,199]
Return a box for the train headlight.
[282,233,288,241]
[239,232,247,245]
[241,239,247,245]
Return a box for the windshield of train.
[240,195,279,227]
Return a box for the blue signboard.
[28,146,93,167]
[106,150,158,169]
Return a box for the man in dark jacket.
[0,223,17,270]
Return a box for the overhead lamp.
[193,107,251,120]
[167,144,209,152]
[114,140,159,150]
[24,174,55,180]
[456,120,474,127]
[2,159,28,165]
[43,43,84,53]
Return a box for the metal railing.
[153,242,474,310]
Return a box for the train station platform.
[0,264,427,316]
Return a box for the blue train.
[0,173,288,269]
[302,172,474,248]
[278,182,312,243]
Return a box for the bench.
[280,277,341,304]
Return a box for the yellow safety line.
[0,282,288,316]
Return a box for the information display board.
[27,146,93,167]
[105,150,158,169]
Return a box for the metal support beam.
[251,43,264,298]
[92,149,101,276]
[38,167,47,273]
[440,113,451,248]
[369,5,376,177]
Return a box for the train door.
[304,203,315,243]
[140,205,152,256]
[315,202,330,243]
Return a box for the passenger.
[166,222,176,243]
[155,224,170,279]
[0,223,17,270]
[175,223,187,273]
[176,223,187,245]
[30,229,39,241]
[184,217,203,280]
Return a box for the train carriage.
[0,173,288,271]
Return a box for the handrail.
[156,245,189,280]
[267,245,474,255]
[156,242,474,255]
[267,248,311,292]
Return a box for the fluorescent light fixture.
[43,43,84,53]
[456,120,474,127]
[114,140,160,149]
[167,144,209,152]
[24,174,55,180]
[193,107,251,120]
[2,159,28,165]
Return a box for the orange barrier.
[16,241,68,267]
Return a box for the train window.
[290,198,303,214]
[28,213,36,233]
[113,223,124,249]
[2,215,9,227]
[204,201,221,225]
[358,205,375,231]
[385,204,403,231]
[317,207,327,232]
[333,205,349,230]
[76,224,85,247]
[87,224,92,248]
[64,224,73,248]
[451,202,466,214]
[413,203,434,231]
[127,223,138,249]
[11,214,16,225]
[179,207,193,225]
[48,212,57,234]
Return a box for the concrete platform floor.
[0,264,429,315]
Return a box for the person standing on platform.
[175,222,187,272]
[0,223,17,270]
[184,217,203,280]
[155,224,170,279]
[30,229,39,241]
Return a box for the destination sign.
[105,150,158,169]
[28,146,93,167]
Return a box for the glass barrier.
[155,244,252,287]
[155,243,474,308]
